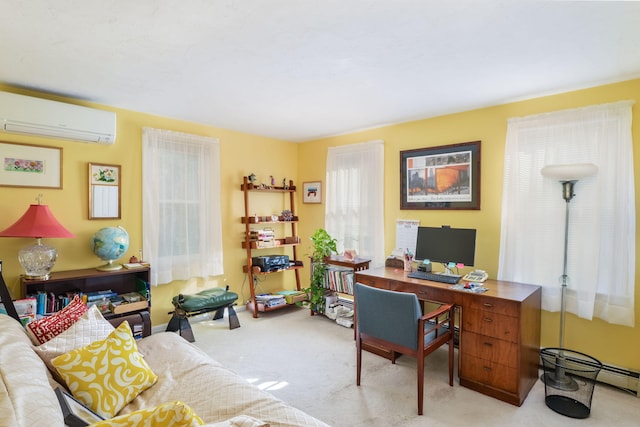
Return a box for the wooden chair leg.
[356,336,362,386]
[448,338,454,386]
[417,356,425,415]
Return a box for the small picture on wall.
[303,181,322,203]
[0,141,62,188]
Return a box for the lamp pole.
[557,180,575,350]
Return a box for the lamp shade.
[540,163,598,181]
[0,204,74,238]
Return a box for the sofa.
[0,311,329,427]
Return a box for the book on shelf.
[27,291,85,316]
[122,262,144,269]
[324,265,355,294]
[85,290,118,302]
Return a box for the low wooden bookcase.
[22,266,152,338]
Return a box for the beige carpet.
[186,306,637,427]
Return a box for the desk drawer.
[462,331,518,369]
[388,282,459,305]
[463,308,518,343]
[388,281,418,294]
[355,276,378,288]
[461,354,518,393]
[464,294,519,317]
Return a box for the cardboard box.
[110,299,149,315]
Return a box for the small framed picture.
[55,388,104,427]
[0,141,63,188]
[303,181,322,203]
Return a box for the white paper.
[396,219,419,256]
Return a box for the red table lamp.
[0,195,74,280]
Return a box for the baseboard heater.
[542,354,639,397]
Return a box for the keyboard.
[407,270,462,284]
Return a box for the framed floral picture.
[89,163,121,219]
[0,141,62,188]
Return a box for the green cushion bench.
[166,286,240,342]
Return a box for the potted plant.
[301,228,337,314]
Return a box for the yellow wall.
[298,79,640,371]
[0,84,301,327]
[1,80,638,372]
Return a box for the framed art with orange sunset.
[400,141,480,210]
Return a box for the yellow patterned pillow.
[51,321,158,418]
[89,401,203,427]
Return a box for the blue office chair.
[355,282,454,415]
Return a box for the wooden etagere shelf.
[241,216,299,224]
[241,176,303,318]
[240,182,297,192]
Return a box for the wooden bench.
[166,286,240,342]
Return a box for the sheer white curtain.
[142,127,223,285]
[498,101,635,326]
[325,140,385,268]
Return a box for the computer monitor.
[414,226,476,268]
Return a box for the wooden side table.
[324,255,371,271]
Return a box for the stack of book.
[249,229,276,248]
[255,293,286,308]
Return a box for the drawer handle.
[483,317,493,323]
[483,342,493,347]
[483,303,493,308]
[483,366,492,372]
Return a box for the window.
[325,140,385,267]
[142,128,223,285]
[498,101,635,326]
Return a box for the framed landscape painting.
[400,140,481,210]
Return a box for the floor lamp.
[540,163,598,391]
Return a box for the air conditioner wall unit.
[0,91,116,144]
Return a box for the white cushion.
[34,305,114,375]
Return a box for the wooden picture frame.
[303,181,322,203]
[55,388,104,427]
[400,140,481,210]
[89,163,121,219]
[0,141,62,188]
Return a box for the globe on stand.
[90,226,130,271]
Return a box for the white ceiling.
[2,1,640,142]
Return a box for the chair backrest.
[355,282,422,351]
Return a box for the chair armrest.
[420,303,454,338]
[420,303,454,322]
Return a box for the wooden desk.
[355,267,541,406]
